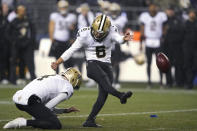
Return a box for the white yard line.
[59,108,197,119]
[147,128,176,130]
[0,119,11,122]
[1,108,197,123]
[0,101,13,105]
[1,85,197,94]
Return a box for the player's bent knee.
[48,117,62,129]
[55,123,62,129]
[52,119,62,129]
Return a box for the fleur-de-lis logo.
[20,28,26,36]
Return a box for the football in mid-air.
[156,52,170,73]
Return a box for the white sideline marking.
[1,108,197,123]
[59,108,197,119]
[0,101,13,105]
[147,128,175,130]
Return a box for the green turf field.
[0,83,197,131]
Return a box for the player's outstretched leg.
[87,61,133,104]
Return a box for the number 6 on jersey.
[96,46,106,58]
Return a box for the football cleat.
[83,120,102,128]
[3,117,26,129]
[120,91,133,104]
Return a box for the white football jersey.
[77,11,94,29]
[61,25,124,63]
[139,12,167,39]
[50,12,77,42]
[7,11,17,22]
[13,75,73,105]
[110,12,128,33]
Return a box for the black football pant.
[9,44,36,84]
[183,47,197,89]
[16,95,61,129]
[145,47,163,85]
[86,60,123,121]
[52,40,74,74]
[0,39,10,80]
[111,44,132,84]
[163,43,184,87]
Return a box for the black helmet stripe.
[98,15,103,30]
[98,14,107,32]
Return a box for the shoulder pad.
[51,12,59,16]
[68,13,76,16]
[77,27,91,37]
[50,12,59,20]
[141,12,148,16]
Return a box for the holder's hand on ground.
[64,106,80,113]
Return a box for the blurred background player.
[139,3,167,88]
[0,3,9,84]
[48,0,77,74]
[163,6,184,88]
[76,3,96,87]
[109,2,132,89]
[182,9,197,89]
[8,5,36,85]
[51,14,133,127]
[3,67,81,129]
[6,2,27,85]
[97,0,111,16]
[0,0,196,89]
[77,3,94,29]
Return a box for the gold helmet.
[91,14,111,41]
[61,68,82,90]
[76,3,90,13]
[134,53,145,65]
[97,0,111,15]
[109,3,121,19]
[57,0,69,15]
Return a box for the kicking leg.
[87,61,132,104]
[87,61,122,99]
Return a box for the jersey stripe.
[98,14,106,32]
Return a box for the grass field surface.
[0,83,197,131]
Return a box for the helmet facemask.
[91,28,109,41]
